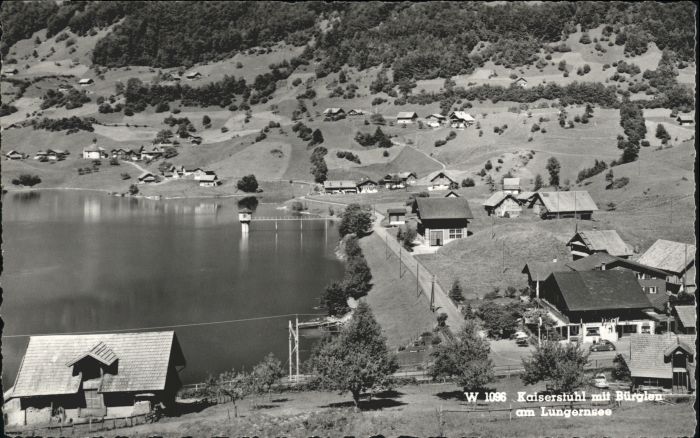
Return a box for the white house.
[199,173,221,187]
[396,112,418,125]
[78,78,94,86]
[448,111,475,128]
[82,144,107,160]
[502,177,521,194]
[357,179,378,194]
[185,71,202,80]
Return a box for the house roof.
[514,77,528,83]
[534,191,598,212]
[674,305,696,329]
[10,331,184,398]
[66,341,118,367]
[396,111,418,119]
[517,191,535,201]
[449,111,475,122]
[78,78,93,83]
[387,208,406,214]
[565,252,668,277]
[199,174,218,182]
[522,260,570,281]
[646,293,669,313]
[357,179,377,186]
[568,230,633,257]
[427,113,446,120]
[397,171,416,179]
[415,197,473,220]
[323,108,344,114]
[323,180,356,189]
[139,172,155,180]
[483,191,518,208]
[428,171,457,183]
[549,270,651,312]
[503,178,520,189]
[629,333,696,379]
[637,239,696,275]
[348,109,364,114]
[676,115,694,122]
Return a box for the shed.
[387,208,407,225]
[528,191,598,219]
[185,71,201,79]
[414,197,473,247]
[676,115,694,126]
[513,77,528,88]
[628,333,696,392]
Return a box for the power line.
[2,313,326,339]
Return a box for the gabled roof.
[323,180,356,189]
[637,240,696,275]
[397,171,416,179]
[514,77,528,83]
[674,305,696,329]
[503,178,520,189]
[138,172,155,180]
[66,341,118,367]
[357,179,377,186]
[449,111,475,122]
[549,270,651,312]
[10,331,184,397]
[483,191,518,208]
[387,208,406,215]
[517,191,535,201]
[568,230,633,257]
[429,171,457,183]
[521,260,570,281]
[533,191,598,212]
[323,107,344,114]
[396,111,418,119]
[676,114,694,122]
[78,78,94,84]
[199,174,218,182]
[427,113,446,120]
[629,333,696,379]
[415,197,473,220]
[565,252,668,277]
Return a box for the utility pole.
[430,275,436,311]
[399,244,402,278]
[295,315,299,382]
[502,241,505,273]
[417,262,420,297]
[289,317,299,382]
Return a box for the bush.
[12,174,42,186]
[461,178,475,187]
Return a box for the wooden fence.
[5,413,150,436]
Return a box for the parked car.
[516,338,530,347]
[591,373,609,389]
[589,339,616,352]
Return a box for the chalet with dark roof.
[538,270,654,343]
[565,252,669,295]
[413,197,473,247]
[638,239,696,293]
[3,332,185,427]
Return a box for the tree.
[11,174,42,187]
[248,353,284,401]
[430,320,495,391]
[521,341,589,393]
[338,203,372,237]
[437,313,448,327]
[310,128,324,146]
[202,114,211,126]
[309,302,398,408]
[545,157,560,187]
[533,174,544,191]
[154,129,173,144]
[612,354,631,381]
[461,178,475,187]
[655,123,671,142]
[449,280,464,303]
[476,301,520,339]
[237,174,259,192]
[128,184,139,195]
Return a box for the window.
[586,327,600,336]
[648,286,657,294]
[84,389,103,409]
[448,228,463,239]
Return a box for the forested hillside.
[3,1,696,77]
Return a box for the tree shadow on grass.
[321,398,406,411]
[169,400,213,417]
[271,398,289,403]
[435,387,497,401]
[251,404,280,410]
[373,389,403,399]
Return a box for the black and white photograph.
[0,1,697,436]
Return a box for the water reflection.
[12,191,42,202]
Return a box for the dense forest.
[3,2,695,80]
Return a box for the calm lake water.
[1,190,343,385]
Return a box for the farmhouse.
[323,180,358,194]
[322,108,345,116]
[671,305,696,335]
[381,172,417,189]
[347,109,365,116]
[637,239,696,293]
[82,144,107,160]
[527,191,598,220]
[537,270,655,343]
[5,150,25,160]
[192,169,215,181]
[413,197,473,247]
[502,177,521,194]
[628,333,696,393]
[448,111,475,128]
[387,208,407,225]
[2,331,186,427]
[357,179,378,194]
[46,149,68,161]
[565,252,669,295]
[676,114,694,126]
[567,230,633,260]
[425,114,447,127]
[483,191,522,217]
[513,77,528,88]
[140,147,164,161]
[185,71,201,80]
[138,172,157,184]
[396,112,418,124]
[199,173,221,187]
[427,171,457,191]
[78,78,94,86]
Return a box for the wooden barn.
[413,197,473,247]
[323,180,358,194]
[482,191,522,217]
[567,230,633,260]
[387,208,407,225]
[396,111,418,124]
[527,191,598,219]
[628,333,696,393]
[3,331,186,427]
[448,111,475,128]
[502,178,521,194]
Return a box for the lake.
[1,190,344,385]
